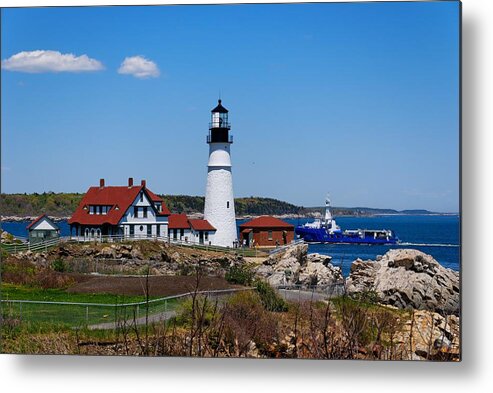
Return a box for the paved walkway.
[87,288,342,330]
[277,287,344,303]
[88,310,177,330]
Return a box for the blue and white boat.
[295,195,399,245]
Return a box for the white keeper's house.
[69,178,170,240]
[68,178,217,243]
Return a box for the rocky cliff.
[254,243,343,288]
[346,249,460,315]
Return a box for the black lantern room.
[208,99,232,144]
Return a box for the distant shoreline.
[0,212,459,223]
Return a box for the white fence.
[2,233,267,257]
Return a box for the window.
[227,201,230,208]
[134,206,139,218]
[98,206,102,215]
[205,232,209,241]
[139,225,144,232]
[147,225,152,237]
[180,229,184,238]
[129,225,134,236]
[173,229,177,240]
[268,231,273,240]
[140,192,143,202]
[143,207,148,218]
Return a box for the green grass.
[1,283,153,304]
[1,283,180,328]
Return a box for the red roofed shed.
[239,216,294,247]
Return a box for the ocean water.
[3,215,460,277]
[240,215,460,276]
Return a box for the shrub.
[225,265,254,286]
[1,258,37,285]
[350,290,380,305]
[254,280,288,312]
[175,295,218,327]
[222,290,279,355]
[35,269,75,289]
[51,259,66,273]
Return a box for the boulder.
[393,309,460,360]
[97,246,116,259]
[130,248,144,260]
[297,260,343,287]
[255,244,342,289]
[346,249,460,315]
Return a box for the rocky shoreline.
[4,240,460,360]
[8,240,460,317]
[1,215,70,222]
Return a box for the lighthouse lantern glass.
[212,112,228,128]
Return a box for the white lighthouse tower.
[203,99,238,247]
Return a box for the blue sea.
[239,215,460,276]
[2,215,460,277]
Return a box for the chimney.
[128,177,134,187]
[141,179,146,188]
[99,178,105,188]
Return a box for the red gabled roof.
[68,183,171,225]
[27,214,58,230]
[189,219,216,231]
[239,216,294,229]
[68,186,141,226]
[27,214,46,230]
[146,190,171,215]
[168,213,190,229]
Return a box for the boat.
[295,195,399,245]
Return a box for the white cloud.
[1,50,104,73]
[118,56,160,79]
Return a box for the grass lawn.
[1,283,180,328]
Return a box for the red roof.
[146,189,171,215]
[189,219,216,231]
[26,214,58,230]
[68,184,170,226]
[239,216,294,229]
[168,213,190,229]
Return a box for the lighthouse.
[203,99,238,247]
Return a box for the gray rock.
[255,245,342,288]
[346,249,460,315]
[97,246,116,259]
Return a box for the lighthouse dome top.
[211,99,228,113]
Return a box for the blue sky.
[1,2,460,212]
